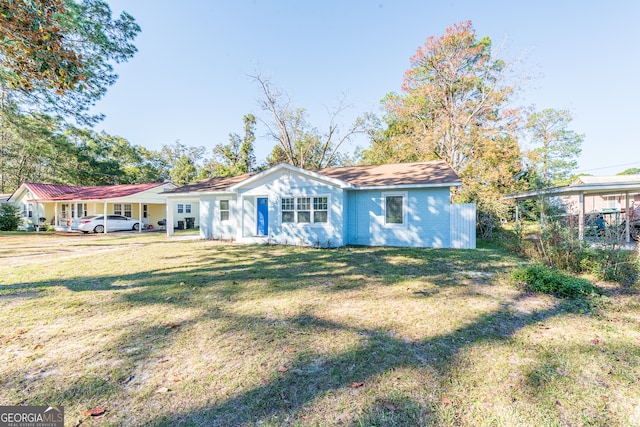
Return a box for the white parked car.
[78,215,141,233]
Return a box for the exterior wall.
[198,195,237,239]
[169,200,199,229]
[564,193,640,216]
[235,169,345,247]
[346,187,452,248]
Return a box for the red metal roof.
[23,182,169,201]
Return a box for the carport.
[505,176,640,243]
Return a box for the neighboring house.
[506,174,640,242]
[8,182,176,232]
[0,194,11,205]
[562,175,640,218]
[164,161,476,249]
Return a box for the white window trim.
[185,203,192,214]
[382,191,408,227]
[219,199,231,222]
[113,203,122,216]
[279,194,331,226]
[177,203,184,214]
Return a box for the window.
[185,204,192,214]
[220,200,230,221]
[143,204,148,218]
[297,197,311,223]
[282,196,329,224]
[124,203,132,218]
[383,193,405,225]
[282,198,295,223]
[79,203,88,217]
[113,203,122,215]
[23,203,33,218]
[313,197,328,223]
[177,204,184,214]
[61,204,67,218]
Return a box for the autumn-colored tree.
[0,0,140,124]
[525,108,583,186]
[362,21,523,225]
[365,21,520,173]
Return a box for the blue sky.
[94,0,640,175]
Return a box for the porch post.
[103,202,108,234]
[54,202,58,227]
[166,199,174,237]
[625,192,630,243]
[578,192,585,241]
[138,202,142,233]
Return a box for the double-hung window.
[113,203,122,216]
[177,204,184,214]
[124,203,132,218]
[383,192,406,226]
[220,200,230,221]
[281,196,329,224]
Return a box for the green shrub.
[512,264,601,298]
[0,204,21,231]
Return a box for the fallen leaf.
[17,329,27,335]
[382,401,397,412]
[277,366,289,373]
[156,387,170,394]
[284,348,296,353]
[349,381,364,388]
[29,368,45,375]
[169,375,182,382]
[591,336,600,345]
[164,323,178,329]
[440,396,452,405]
[83,407,105,416]
[33,343,43,350]
[158,358,169,363]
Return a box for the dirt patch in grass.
[1,234,638,426]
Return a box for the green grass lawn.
[1,233,639,426]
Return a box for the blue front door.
[257,197,268,236]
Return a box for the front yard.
[1,233,639,426]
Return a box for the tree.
[253,74,372,169]
[158,141,205,185]
[1,0,140,124]
[365,21,520,174]
[525,108,583,186]
[618,168,640,175]
[202,114,257,177]
[0,203,20,231]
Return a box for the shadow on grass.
[3,242,596,425]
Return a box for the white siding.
[450,203,476,249]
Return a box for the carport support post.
[54,202,58,227]
[578,192,585,241]
[625,192,630,243]
[138,203,142,233]
[166,199,174,237]
[103,202,108,234]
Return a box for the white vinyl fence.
[450,203,476,249]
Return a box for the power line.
[577,161,640,174]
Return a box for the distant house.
[8,182,176,232]
[562,175,640,217]
[505,174,640,242]
[165,161,476,249]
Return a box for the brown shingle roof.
[317,160,460,187]
[167,161,460,193]
[163,174,250,193]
